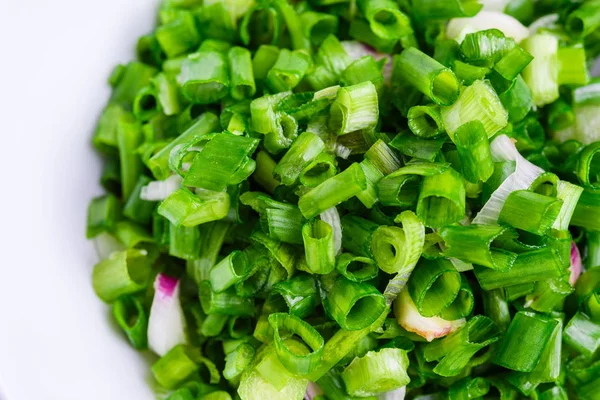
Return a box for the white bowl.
[0,1,159,399]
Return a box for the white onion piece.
[148,273,187,356]
[447,11,529,43]
[377,387,406,400]
[320,207,342,255]
[93,232,126,260]
[394,289,466,342]
[335,143,352,159]
[528,14,559,35]
[141,174,183,201]
[480,0,510,12]
[570,242,582,286]
[472,135,544,225]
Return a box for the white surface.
[0,1,159,399]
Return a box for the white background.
[0,1,159,399]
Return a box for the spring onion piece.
[87,194,120,238]
[494,311,559,372]
[152,345,201,389]
[454,121,494,183]
[320,274,386,331]
[267,49,312,93]
[394,48,460,106]
[563,311,600,358]
[92,249,151,303]
[407,105,445,139]
[389,132,446,162]
[382,211,426,305]
[148,274,187,356]
[112,295,148,349]
[298,163,367,219]
[416,167,466,228]
[498,190,562,235]
[423,315,501,377]
[329,81,379,135]
[520,33,559,106]
[199,281,255,317]
[269,313,325,375]
[303,219,336,275]
[158,188,230,227]
[474,247,563,290]
[441,80,508,140]
[566,1,600,38]
[272,274,319,319]
[341,348,410,397]
[570,188,600,231]
[408,258,461,317]
[224,342,255,381]
[274,132,325,186]
[179,51,230,104]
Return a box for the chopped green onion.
[558,46,589,86]
[365,139,402,176]
[253,150,280,193]
[414,0,482,20]
[158,188,230,227]
[408,257,461,318]
[493,74,533,124]
[272,274,319,318]
[566,1,600,38]
[521,33,559,106]
[274,132,325,186]
[209,251,250,293]
[303,219,336,275]
[183,133,259,191]
[448,377,490,400]
[299,152,337,188]
[498,190,562,235]
[453,120,494,184]
[87,194,120,238]
[563,311,600,358]
[329,81,379,135]
[441,80,508,140]
[152,345,200,389]
[269,313,325,375]
[440,225,517,271]
[199,281,255,317]
[223,342,255,381]
[571,188,600,231]
[336,253,378,283]
[320,274,386,331]
[494,311,559,372]
[394,47,460,106]
[148,112,220,180]
[300,11,338,47]
[423,315,501,377]
[417,167,466,228]
[407,105,445,139]
[92,249,151,303]
[389,131,446,162]
[112,295,148,349]
[179,51,229,104]
[266,49,312,93]
[341,348,410,397]
[156,11,201,58]
[357,0,412,40]
[474,247,563,290]
[298,163,367,219]
[228,47,256,100]
[169,224,200,260]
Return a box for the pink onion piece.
[394,289,466,342]
[569,241,582,286]
[305,382,323,400]
[147,273,187,356]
